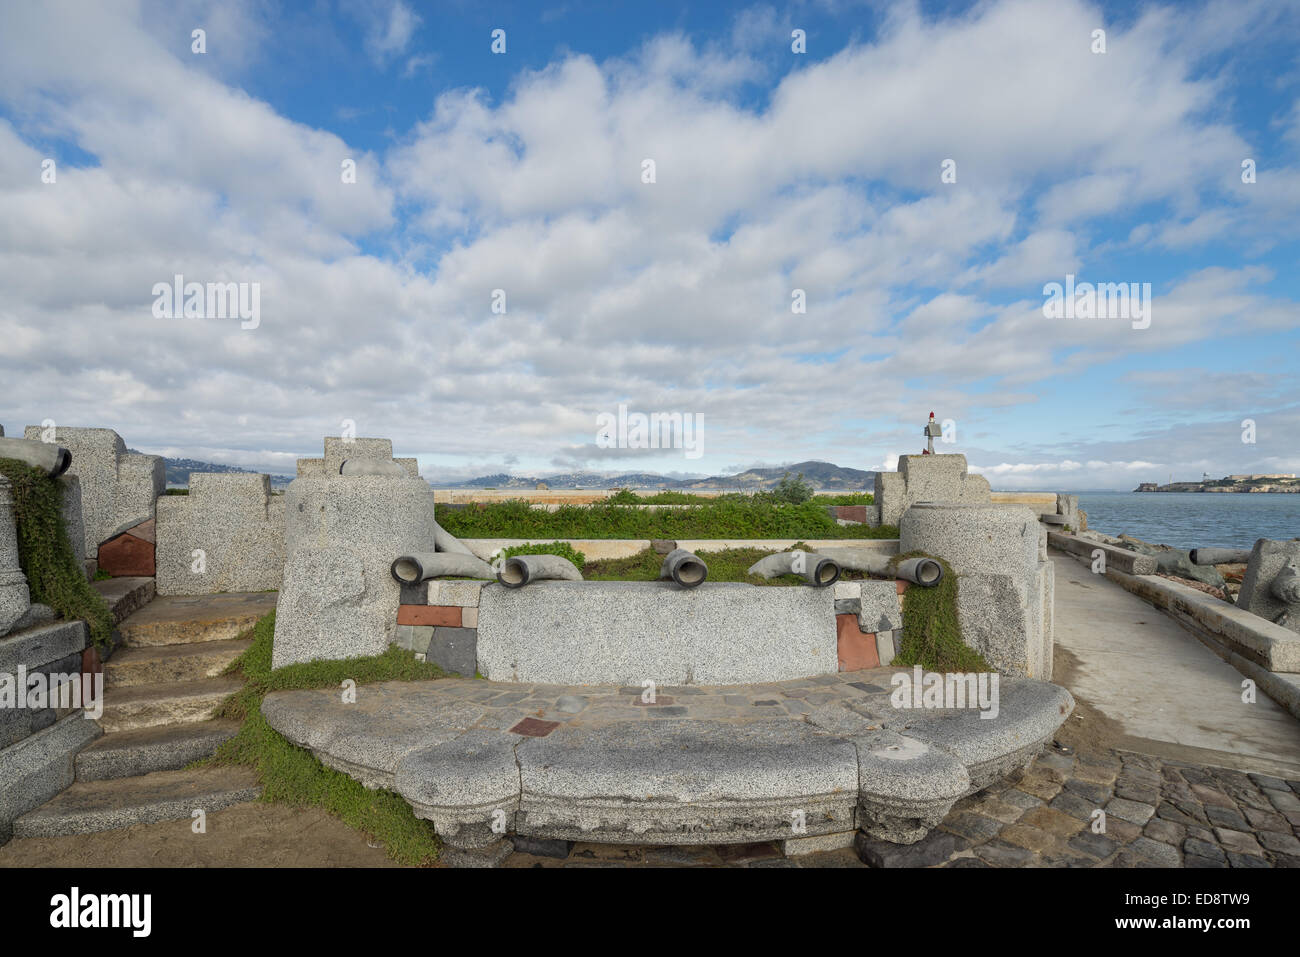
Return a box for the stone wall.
[901,502,1055,679]
[399,575,911,684]
[155,473,286,596]
[22,427,164,558]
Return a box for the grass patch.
[583,545,876,586]
[498,540,587,569]
[0,458,114,649]
[439,499,896,540]
[607,489,874,506]
[203,610,446,866]
[889,552,992,672]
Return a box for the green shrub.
[437,497,897,540]
[499,541,587,569]
[205,610,446,866]
[770,471,814,504]
[0,458,114,649]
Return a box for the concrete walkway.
[1050,552,1300,776]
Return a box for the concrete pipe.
[659,548,708,588]
[432,521,476,557]
[818,548,893,576]
[340,459,408,478]
[0,437,71,477]
[391,551,495,583]
[497,554,584,589]
[1189,547,1253,566]
[747,551,841,587]
[895,557,943,587]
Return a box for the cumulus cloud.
[1,0,1297,488]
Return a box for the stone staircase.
[11,591,277,838]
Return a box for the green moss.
[499,540,587,569]
[889,552,992,672]
[0,458,114,649]
[203,610,446,866]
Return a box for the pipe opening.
[391,558,420,584]
[675,560,707,587]
[499,558,529,587]
[811,559,840,587]
[913,559,941,586]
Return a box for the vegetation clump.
[888,552,992,672]
[498,540,587,569]
[0,458,114,649]
[438,498,896,540]
[205,611,445,865]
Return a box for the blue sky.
[1,0,1298,488]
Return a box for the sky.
[1,0,1298,489]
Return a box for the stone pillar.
[900,502,1054,678]
[272,438,441,669]
[0,477,32,636]
[21,427,164,557]
[874,454,991,527]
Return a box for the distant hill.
[446,460,876,490]
[130,451,294,488]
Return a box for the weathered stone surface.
[1238,539,1300,635]
[429,627,477,677]
[0,620,88,675]
[0,711,101,843]
[12,765,259,838]
[0,477,31,637]
[858,579,902,633]
[22,427,163,558]
[395,729,521,847]
[156,473,285,595]
[515,720,858,845]
[477,581,837,685]
[273,442,444,668]
[902,503,1054,678]
[874,454,991,527]
[74,721,241,781]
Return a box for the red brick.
[896,580,908,595]
[397,604,461,627]
[81,646,102,705]
[837,614,880,671]
[97,519,156,577]
[510,717,560,737]
[835,505,869,524]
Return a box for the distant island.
[1135,473,1300,493]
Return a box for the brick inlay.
[510,717,561,737]
[836,614,880,671]
[397,604,461,627]
[895,580,909,595]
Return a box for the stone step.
[103,638,250,688]
[12,765,261,837]
[91,576,156,626]
[75,721,242,781]
[118,593,277,648]
[98,677,242,733]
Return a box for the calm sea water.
[1066,491,1300,550]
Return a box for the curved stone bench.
[262,668,1074,853]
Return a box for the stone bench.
[262,669,1074,857]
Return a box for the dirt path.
[0,802,399,867]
